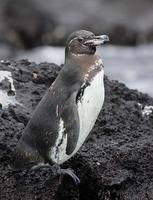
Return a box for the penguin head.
[65,30,109,56]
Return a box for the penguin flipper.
[61,93,79,155]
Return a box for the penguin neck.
[65,52,95,62]
[65,52,102,80]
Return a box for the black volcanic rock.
[0,60,153,200]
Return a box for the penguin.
[12,30,109,184]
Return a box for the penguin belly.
[74,69,104,154]
[50,69,104,164]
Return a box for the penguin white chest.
[50,68,104,164]
[75,69,104,152]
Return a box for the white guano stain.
[138,103,153,116]
[0,70,20,108]
[142,105,153,116]
[0,71,15,91]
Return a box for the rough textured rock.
[0,0,153,49]
[0,60,153,200]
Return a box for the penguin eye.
[78,37,84,42]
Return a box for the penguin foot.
[30,164,80,184]
[51,164,80,185]
[58,168,80,185]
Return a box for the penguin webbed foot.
[30,164,80,184]
[50,164,80,185]
[30,164,80,185]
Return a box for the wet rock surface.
[0,60,153,200]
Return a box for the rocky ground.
[0,60,153,200]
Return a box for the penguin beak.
[84,35,109,46]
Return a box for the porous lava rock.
[0,60,153,200]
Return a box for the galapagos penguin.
[12,30,109,183]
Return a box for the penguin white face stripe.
[68,37,78,47]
